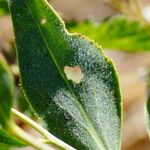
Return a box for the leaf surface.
[67,16,150,52]
[0,57,14,127]
[9,0,122,149]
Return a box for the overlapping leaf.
[0,57,14,127]
[0,58,26,147]
[0,0,9,16]
[67,16,150,51]
[145,71,150,137]
[9,0,122,149]
[0,128,25,147]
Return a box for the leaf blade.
[9,0,122,149]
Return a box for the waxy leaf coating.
[9,0,122,149]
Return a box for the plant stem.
[12,108,76,150]
[7,123,53,150]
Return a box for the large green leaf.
[67,16,150,52]
[0,57,14,127]
[0,128,25,147]
[9,0,122,149]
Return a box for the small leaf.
[0,57,14,127]
[145,99,150,137]
[0,0,9,16]
[0,128,26,147]
[145,71,150,137]
[67,16,150,52]
[9,0,122,149]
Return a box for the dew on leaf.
[64,66,84,84]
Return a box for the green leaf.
[145,100,150,137]
[0,0,9,16]
[0,128,26,147]
[0,57,14,127]
[9,0,122,149]
[67,16,150,52]
[145,71,150,137]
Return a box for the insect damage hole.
[64,66,84,84]
[41,18,47,25]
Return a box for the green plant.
[0,0,122,150]
[2,0,150,149]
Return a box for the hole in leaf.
[64,66,84,84]
[41,18,47,25]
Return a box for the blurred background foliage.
[67,16,150,51]
[0,0,150,149]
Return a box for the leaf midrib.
[24,1,107,149]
